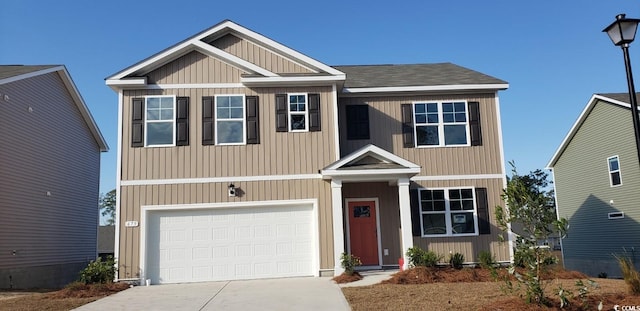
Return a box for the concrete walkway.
[338,270,397,288]
[74,277,350,311]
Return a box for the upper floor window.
[419,188,478,237]
[289,94,308,131]
[346,105,370,140]
[146,96,176,147]
[275,93,321,133]
[215,95,245,145]
[608,155,622,186]
[414,102,468,147]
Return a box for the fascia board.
[342,84,509,94]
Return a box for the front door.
[347,200,379,266]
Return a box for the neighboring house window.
[608,155,622,186]
[215,95,245,145]
[419,188,478,236]
[414,102,469,147]
[346,105,370,140]
[275,93,321,132]
[146,96,176,147]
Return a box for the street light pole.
[621,42,640,166]
[604,13,640,168]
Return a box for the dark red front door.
[348,201,379,266]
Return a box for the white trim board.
[342,84,509,94]
[411,174,504,181]
[120,174,322,186]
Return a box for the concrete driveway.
[74,277,350,311]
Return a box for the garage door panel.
[148,204,314,284]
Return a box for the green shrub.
[478,250,496,269]
[79,256,116,284]
[340,252,362,276]
[449,252,464,269]
[615,254,640,295]
[406,247,443,267]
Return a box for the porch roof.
[321,144,420,182]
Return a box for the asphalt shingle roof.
[0,65,58,81]
[332,63,507,88]
[597,92,640,103]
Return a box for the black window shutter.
[275,94,288,132]
[202,96,215,145]
[469,101,482,146]
[410,189,422,236]
[246,96,259,144]
[346,105,370,140]
[308,93,321,132]
[475,187,491,235]
[401,104,414,148]
[131,98,144,147]
[176,97,189,146]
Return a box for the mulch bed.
[332,272,363,284]
[49,282,131,299]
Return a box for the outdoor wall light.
[228,184,236,197]
[604,14,640,168]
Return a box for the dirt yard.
[342,266,640,310]
[0,282,129,311]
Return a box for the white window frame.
[418,187,479,237]
[607,155,622,187]
[214,94,246,145]
[413,101,470,148]
[144,95,176,147]
[288,93,309,132]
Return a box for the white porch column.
[331,179,345,275]
[397,178,413,270]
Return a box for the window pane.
[160,109,173,120]
[427,114,438,123]
[230,107,243,119]
[147,122,173,145]
[462,200,474,210]
[416,126,439,146]
[450,201,462,210]
[609,157,619,171]
[451,212,475,234]
[230,96,243,107]
[442,103,453,112]
[611,172,621,185]
[433,200,446,211]
[454,102,466,111]
[147,97,160,108]
[415,104,425,113]
[217,96,230,107]
[422,214,446,235]
[147,109,160,120]
[160,97,173,108]
[217,121,243,143]
[443,113,454,123]
[444,125,467,145]
[433,190,445,200]
[217,107,230,118]
[415,114,427,123]
[449,189,460,199]
[461,188,473,198]
[421,201,432,212]
[426,103,438,112]
[291,115,306,130]
[421,190,432,200]
[455,113,466,122]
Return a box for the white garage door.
[146,204,314,284]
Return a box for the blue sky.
[2,0,640,196]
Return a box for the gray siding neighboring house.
[547,93,640,278]
[0,65,108,288]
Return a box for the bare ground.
[342,267,640,310]
[0,282,130,311]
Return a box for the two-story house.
[106,20,511,284]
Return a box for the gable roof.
[0,65,108,152]
[335,63,508,94]
[546,93,636,168]
[106,20,345,89]
[321,144,420,181]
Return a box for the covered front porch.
[321,144,420,275]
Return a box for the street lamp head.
[604,14,640,46]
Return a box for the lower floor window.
[419,188,477,236]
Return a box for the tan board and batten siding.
[210,34,314,74]
[118,50,338,278]
[339,93,503,176]
[552,100,640,276]
[0,72,100,271]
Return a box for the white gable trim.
[241,75,346,86]
[0,66,61,85]
[106,20,344,85]
[342,84,509,94]
[546,94,634,168]
[191,40,277,77]
[323,144,420,171]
